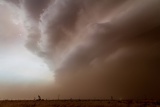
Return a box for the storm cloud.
[1,0,160,99]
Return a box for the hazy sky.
[0,0,160,99]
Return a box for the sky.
[0,0,160,100]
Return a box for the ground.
[0,99,160,107]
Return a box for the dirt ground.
[0,100,160,107]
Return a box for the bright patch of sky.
[0,45,54,84]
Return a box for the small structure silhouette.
[38,95,41,101]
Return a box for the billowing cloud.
[1,0,160,99]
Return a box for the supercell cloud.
[0,0,160,99]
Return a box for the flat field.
[0,99,159,107]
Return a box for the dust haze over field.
[0,0,160,99]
